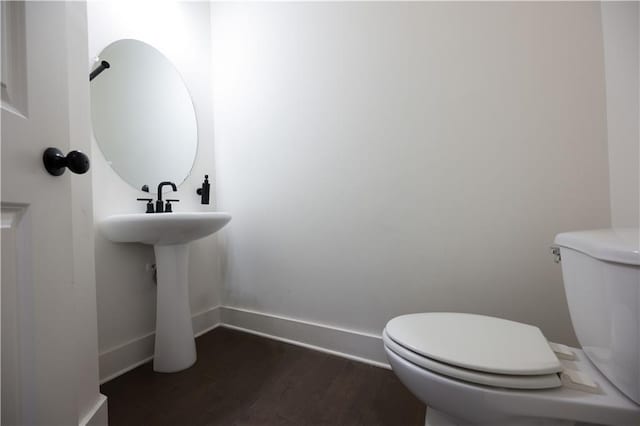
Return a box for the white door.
[1,1,102,425]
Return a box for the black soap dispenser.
[197,175,210,204]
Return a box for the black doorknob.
[43,147,90,176]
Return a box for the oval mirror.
[90,39,197,192]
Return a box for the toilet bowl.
[384,315,640,425]
[384,229,640,425]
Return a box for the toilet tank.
[554,228,640,403]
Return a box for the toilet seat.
[385,312,563,376]
[383,329,562,389]
[383,312,567,390]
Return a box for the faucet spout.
[156,181,177,213]
[157,181,177,201]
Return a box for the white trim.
[220,306,390,369]
[99,355,154,386]
[222,305,382,340]
[79,394,108,426]
[221,323,389,370]
[192,305,222,337]
[99,304,391,384]
[98,305,221,383]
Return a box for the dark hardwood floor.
[101,327,425,425]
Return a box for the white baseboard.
[98,306,221,383]
[99,304,389,384]
[220,306,389,369]
[192,305,222,338]
[79,393,108,426]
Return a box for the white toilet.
[384,228,640,425]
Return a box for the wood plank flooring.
[101,327,425,425]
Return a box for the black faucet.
[156,181,177,213]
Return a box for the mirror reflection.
[90,39,197,192]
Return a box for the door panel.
[1,1,27,117]
[2,205,26,425]
[1,1,102,424]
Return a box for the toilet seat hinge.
[548,342,576,360]
[560,368,601,394]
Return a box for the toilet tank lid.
[554,228,640,265]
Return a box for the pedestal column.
[153,243,196,372]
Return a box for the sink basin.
[99,212,231,373]
[100,212,231,245]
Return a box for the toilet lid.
[383,329,562,389]
[385,313,562,376]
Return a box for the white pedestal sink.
[99,212,231,372]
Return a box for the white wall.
[88,1,222,379]
[212,2,611,347]
[601,2,640,228]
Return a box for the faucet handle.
[136,198,155,214]
[164,199,179,213]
